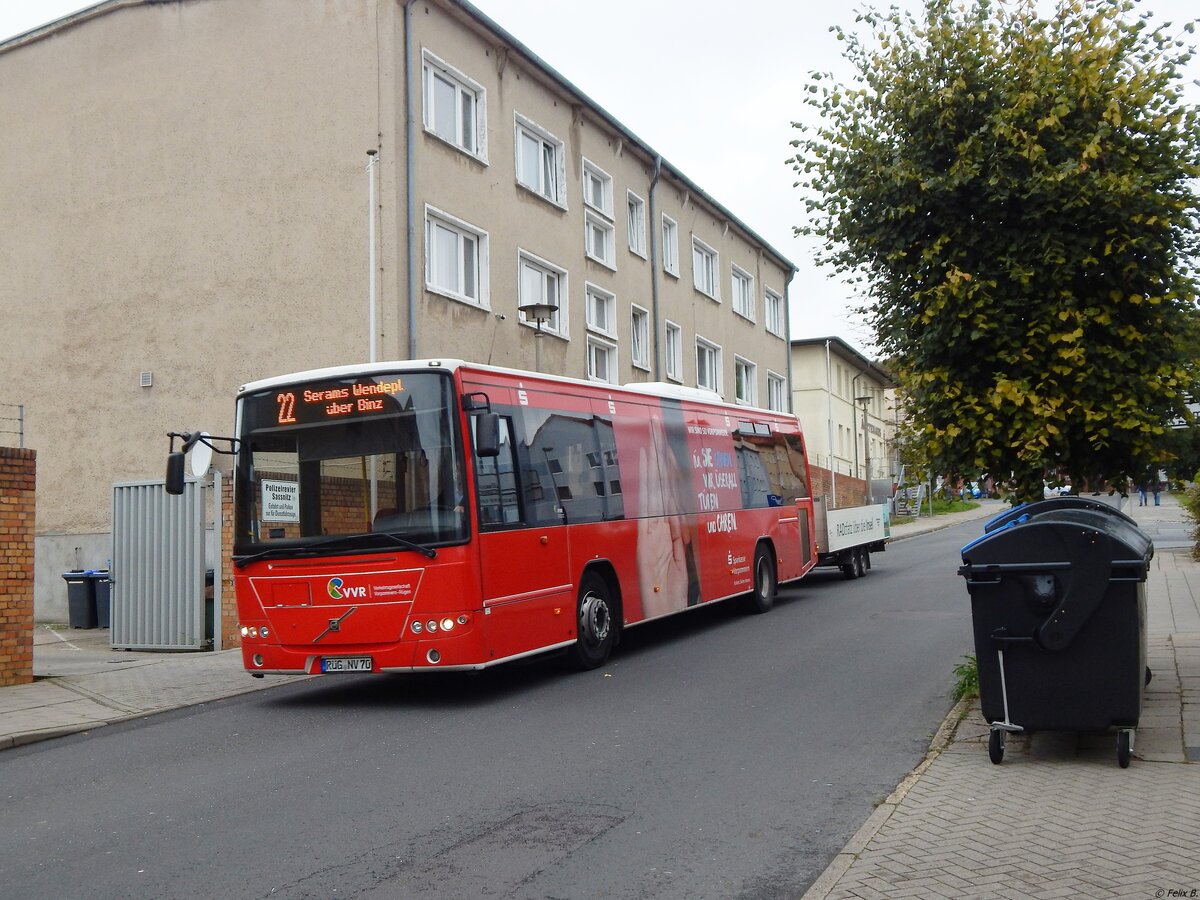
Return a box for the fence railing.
[0,404,24,448]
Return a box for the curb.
[801,697,971,900]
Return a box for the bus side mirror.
[165,452,186,495]
[476,413,500,458]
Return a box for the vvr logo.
[327,577,367,600]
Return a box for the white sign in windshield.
[261,480,300,523]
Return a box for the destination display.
[259,376,408,427]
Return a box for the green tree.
[791,0,1200,502]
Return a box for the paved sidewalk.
[805,493,1200,899]
[0,630,304,749]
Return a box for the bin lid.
[965,508,1152,568]
[983,495,1138,533]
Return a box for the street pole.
[856,394,871,503]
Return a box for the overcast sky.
[4,0,1198,355]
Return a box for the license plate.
[321,656,373,673]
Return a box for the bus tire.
[570,571,617,670]
[746,544,777,614]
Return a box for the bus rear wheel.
[570,571,617,670]
[746,545,776,614]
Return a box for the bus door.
[473,410,573,661]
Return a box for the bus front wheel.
[570,572,617,670]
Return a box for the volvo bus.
[171,360,823,674]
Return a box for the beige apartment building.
[0,0,794,617]
[790,338,895,507]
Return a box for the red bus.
[224,360,817,675]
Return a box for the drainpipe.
[647,155,663,379]
[826,340,836,506]
[404,0,418,359]
[366,149,378,364]
[851,370,864,487]
[784,270,795,413]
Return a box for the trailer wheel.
[570,571,617,670]
[746,545,777,614]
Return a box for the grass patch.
[952,653,979,701]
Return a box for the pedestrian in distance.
[1153,482,1162,506]
[1138,483,1148,506]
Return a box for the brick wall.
[0,447,36,686]
[220,478,239,649]
[809,464,868,508]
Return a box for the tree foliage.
[791,0,1200,502]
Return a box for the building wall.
[407,2,792,397]
[2,0,792,618]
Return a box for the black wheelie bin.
[959,505,1153,767]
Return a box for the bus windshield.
[234,371,467,557]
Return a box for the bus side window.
[475,416,521,527]
[782,433,810,500]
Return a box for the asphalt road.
[3,522,980,900]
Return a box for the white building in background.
[790,338,896,506]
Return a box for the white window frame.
[585,283,616,338]
[662,215,679,277]
[586,335,618,384]
[584,211,616,269]
[692,236,719,300]
[515,114,566,207]
[424,205,489,308]
[582,158,613,217]
[627,191,647,258]
[665,320,683,382]
[731,265,755,321]
[767,371,786,412]
[734,356,757,406]
[630,304,650,371]
[517,250,568,338]
[422,50,487,161]
[696,335,722,394]
[764,287,785,338]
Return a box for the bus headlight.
[440,617,455,632]
[411,621,423,634]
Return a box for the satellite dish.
[189,432,214,478]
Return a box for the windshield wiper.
[307,531,438,559]
[234,532,437,569]
[233,546,321,568]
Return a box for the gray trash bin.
[91,570,111,629]
[62,571,97,629]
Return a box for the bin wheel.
[1117,730,1132,769]
[988,729,1005,765]
[1145,666,1153,687]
